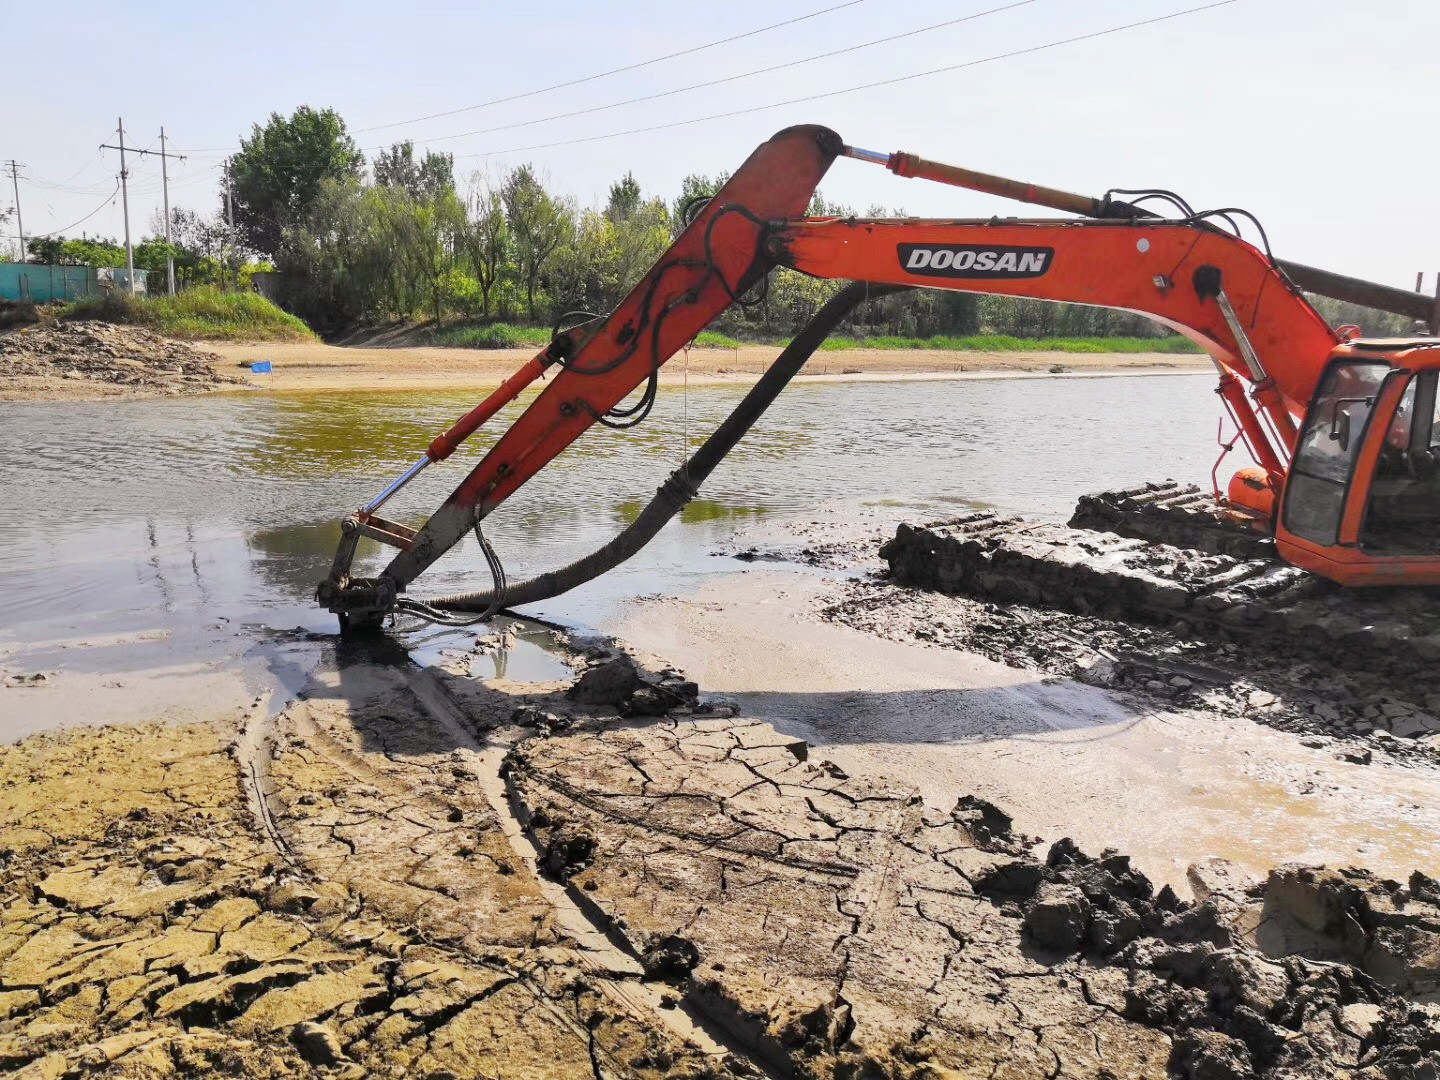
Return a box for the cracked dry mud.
[3,643,1439,1079]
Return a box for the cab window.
[1361,370,1440,554]
[1283,361,1388,545]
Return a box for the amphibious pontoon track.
[882,510,1440,676]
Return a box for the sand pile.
[0,321,247,400]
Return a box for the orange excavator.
[320,124,1440,632]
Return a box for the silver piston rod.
[360,455,431,516]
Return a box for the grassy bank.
[425,322,1201,354]
[59,287,316,342]
[424,323,552,349]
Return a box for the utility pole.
[223,157,237,291]
[100,126,186,295]
[3,160,25,262]
[99,118,135,294]
[159,128,175,295]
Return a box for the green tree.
[671,172,730,234]
[501,165,573,320]
[274,176,374,331]
[24,236,63,264]
[605,172,641,224]
[417,190,467,324]
[25,236,127,267]
[461,178,509,319]
[373,141,456,203]
[372,141,419,193]
[231,106,364,256]
[416,150,455,203]
[1310,296,1412,337]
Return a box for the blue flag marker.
[250,360,273,374]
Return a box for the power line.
[174,0,874,153]
[166,0,1242,178]
[420,0,1039,147]
[21,184,119,239]
[456,0,1242,160]
[53,149,107,188]
[357,0,879,135]
[24,177,123,196]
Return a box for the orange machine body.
[323,124,1440,624]
[1273,342,1440,585]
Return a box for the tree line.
[231,108,1181,340]
[9,105,1415,341]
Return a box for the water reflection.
[1,374,1223,642]
[400,617,574,683]
[245,518,347,597]
[613,498,771,525]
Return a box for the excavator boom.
[770,216,1337,422]
[320,124,1440,628]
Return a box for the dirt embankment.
[2,633,1437,1079]
[0,322,251,402]
[204,339,1208,394]
[0,321,1208,402]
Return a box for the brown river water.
[0,371,1221,649]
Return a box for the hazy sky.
[3,0,1435,288]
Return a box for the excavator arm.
[319,124,1419,628]
[319,124,845,626]
[769,214,1340,484]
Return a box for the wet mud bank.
[866,518,1440,759]
[3,629,1438,1078]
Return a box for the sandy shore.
[1,327,1210,402]
[205,339,1209,394]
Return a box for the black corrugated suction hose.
[417,281,905,614]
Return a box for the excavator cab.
[1277,341,1440,585]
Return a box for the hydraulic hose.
[417,280,906,614]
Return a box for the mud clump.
[642,935,702,982]
[1023,882,1091,951]
[567,642,699,715]
[1258,865,1440,998]
[951,793,1031,854]
[510,713,1440,1078]
[0,320,247,399]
